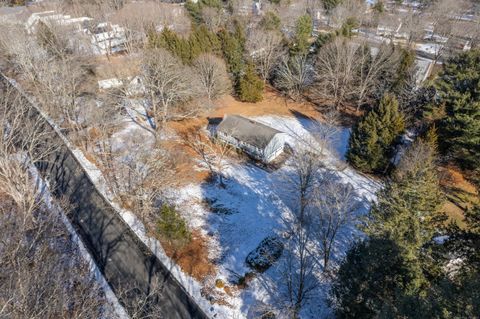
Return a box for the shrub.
[215,278,224,288]
[157,204,191,245]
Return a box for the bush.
[246,235,284,272]
[215,278,224,288]
[157,204,191,245]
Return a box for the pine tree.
[332,138,446,318]
[364,137,444,290]
[331,238,413,319]
[189,25,222,60]
[323,0,341,12]
[290,15,312,55]
[237,63,264,102]
[260,11,281,31]
[347,94,405,174]
[436,50,480,176]
[218,29,244,76]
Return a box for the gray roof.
[216,115,283,149]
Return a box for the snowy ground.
[171,115,380,318]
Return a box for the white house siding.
[263,133,287,162]
[217,130,285,163]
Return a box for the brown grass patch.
[441,201,467,229]
[439,166,478,195]
[161,230,216,281]
[439,166,479,229]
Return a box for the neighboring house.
[97,75,145,95]
[88,22,127,55]
[25,11,92,34]
[216,115,287,163]
[377,16,403,38]
[414,57,434,86]
[0,6,30,25]
[98,78,123,90]
[24,11,126,56]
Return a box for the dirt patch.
[161,230,216,281]
[439,166,478,195]
[441,201,467,229]
[211,86,320,118]
[94,54,141,80]
[439,165,479,229]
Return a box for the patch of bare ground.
[161,230,216,281]
[94,54,141,79]
[439,165,479,228]
[211,86,319,118]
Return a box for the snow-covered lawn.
[171,115,380,318]
[74,111,380,318]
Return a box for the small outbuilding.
[216,114,287,163]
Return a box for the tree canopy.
[347,94,405,174]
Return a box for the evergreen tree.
[237,62,264,102]
[157,204,191,246]
[185,0,222,25]
[218,29,245,76]
[435,50,480,177]
[394,205,480,318]
[260,11,281,31]
[372,0,385,13]
[339,17,358,37]
[347,94,405,174]
[189,25,222,59]
[391,48,416,104]
[332,138,446,318]
[290,15,312,55]
[148,28,191,63]
[323,0,342,12]
[148,26,221,64]
[330,238,413,319]
[364,137,444,289]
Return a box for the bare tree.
[402,8,427,45]
[0,87,57,215]
[280,216,319,319]
[313,37,402,111]
[0,85,104,319]
[202,6,225,31]
[354,42,399,111]
[142,48,200,135]
[312,179,357,272]
[247,29,286,82]
[181,127,234,188]
[314,37,358,110]
[278,148,325,317]
[286,148,324,223]
[275,54,314,100]
[193,53,231,103]
[328,0,367,28]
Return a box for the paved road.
[1,76,209,319]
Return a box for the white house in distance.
[89,22,127,55]
[25,11,92,34]
[24,11,127,56]
[216,114,287,163]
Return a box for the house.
[24,11,127,56]
[25,11,92,34]
[88,22,127,55]
[414,57,434,86]
[216,115,287,163]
